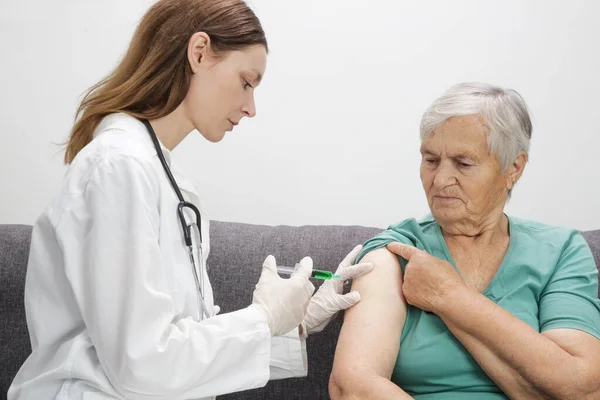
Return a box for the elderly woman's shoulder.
[370,215,440,249]
[386,215,436,229]
[509,215,586,247]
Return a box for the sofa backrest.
[1,225,33,398]
[2,223,600,399]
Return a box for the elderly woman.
[330,82,600,399]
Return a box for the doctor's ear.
[187,32,213,73]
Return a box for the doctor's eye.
[242,79,253,90]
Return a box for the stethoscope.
[141,119,211,321]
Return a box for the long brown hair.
[64,0,268,164]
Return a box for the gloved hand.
[251,255,315,336]
[301,245,373,336]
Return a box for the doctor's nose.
[242,97,256,118]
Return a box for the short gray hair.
[420,82,532,172]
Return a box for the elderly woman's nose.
[433,164,457,187]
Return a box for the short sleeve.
[539,231,600,339]
[356,219,429,269]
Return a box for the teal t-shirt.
[357,214,600,399]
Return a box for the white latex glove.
[301,245,374,336]
[251,255,315,336]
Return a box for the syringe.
[277,265,341,280]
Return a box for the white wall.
[1,0,599,230]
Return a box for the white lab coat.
[8,113,307,400]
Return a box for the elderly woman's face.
[420,116,511,225]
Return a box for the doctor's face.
[183,40,267,143]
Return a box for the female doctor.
[8,0,373,399]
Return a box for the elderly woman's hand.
[386,242,465,313]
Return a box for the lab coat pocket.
[170,260,203,317]
[153,256,179,295]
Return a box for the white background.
[1,0,599,230]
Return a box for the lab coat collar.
[94,113,197,195]
[94,113,173,166]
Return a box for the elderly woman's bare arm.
[438,288,600,399]
[329,248,413,399]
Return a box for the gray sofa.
[2,222,600,399]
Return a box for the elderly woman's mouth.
[433,196,460,201]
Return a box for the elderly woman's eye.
[457,161,472,168]
[425,158,438,165]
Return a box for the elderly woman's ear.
[506,151,528,191]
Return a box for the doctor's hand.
[251,255,315,336]
[301,245,374,336]
[386,242,464,313]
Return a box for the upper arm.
[539,232,600,340]
[539,232,600,395]
[542,329,600,360]
[542,328,600,396]
[331,247,408,382]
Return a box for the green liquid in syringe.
[312,270,341,280]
